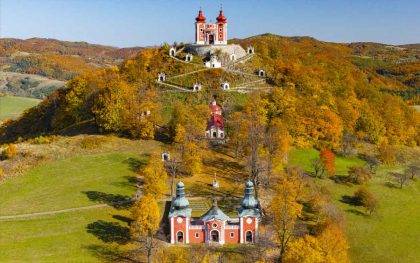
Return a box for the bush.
[79,136,108,149]
[347,166,372,184]
[378,143,397,165]
[31,135,57,144]
[354,187,378,215]
[2,144,18,159]
[0,166,4,179]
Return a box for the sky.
[1,0,419,48]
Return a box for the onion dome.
[216,9,227,23]
[241,180,258,209]
[173,182,189,209]
[196,9,206,22]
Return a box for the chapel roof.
[200,201,230,221]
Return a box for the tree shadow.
[123,156,148,173]
[111,175,139,189]
[345,209,368,217]
[340,195,362,206]
[83,191,133,209]
[384,181,400,189]
[202,157,247,182]
[332,174,353,185]
[84,244,138,263]
[86,220,130,244]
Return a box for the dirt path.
[0,204,108,221]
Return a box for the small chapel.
[205,99,225,140]
[169,180,261,245]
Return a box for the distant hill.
[0,71,65,99]
[0,38,143,81]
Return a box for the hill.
[0,34,418,147]
[0,38,143,81]
[0,71,65,99]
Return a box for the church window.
[195,232,199,238]
[210,230,219,242]
[230,232,234,238]
[212,223,218,228]
[219,28,222,32]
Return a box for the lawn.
[0,141,160,262]
[289,148,420,263]
[0,95,40,121]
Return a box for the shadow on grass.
[203,157,247,182]
[83,191,133,209]
[384,181,400,189]
[123,157,148,173]
[86,220,130,244]
[332,174,353,185]
[340,195,362,206]
[84,244,138,263]
[345,209,368,217]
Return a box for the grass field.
[0,95,40,121]
[289,148,420,263]
[0,140,160,262]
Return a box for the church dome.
[196,9,206,22]
[241,180,258,209]
[173,181,189,209]
[216,10,227,23]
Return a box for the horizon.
[1,0,420,48]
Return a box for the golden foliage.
[130,194,160,238]
[142,155,168,199]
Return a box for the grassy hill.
[0,95,40,121]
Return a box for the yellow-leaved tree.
[142,155,168,199]
[270,168,304,262]
[131,194,161,263]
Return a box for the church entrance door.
[208,34,214,44]
[210,230,219,242]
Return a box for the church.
[169,180,261,245]
[195,9,227,45]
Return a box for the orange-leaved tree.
[320,149,335,177]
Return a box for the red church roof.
[216,10,227,23]
[208,114,224,130]
[196,9,206,22]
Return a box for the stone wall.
[185,44,246,60]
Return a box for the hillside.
[0,71,65,99]
[0,34,418,147]
[0,38,143,81]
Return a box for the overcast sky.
[1,0,419,47]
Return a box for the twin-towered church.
[169,181,261,245]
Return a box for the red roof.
[208,114,224,130]
[196,10,206,22]
[216,10,227,23]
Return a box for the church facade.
[169,181,261,245]
[195,9,227,45]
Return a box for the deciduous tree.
[131,194,161,263]
[142,155,168,199]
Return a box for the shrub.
[0,166,4,179]
[354,187,378,215]
[347,166,372,184]
[2,144,18,159]
[378,143,397,165]
[79,136,108,149]
[31,135,56,144]
[311,158,325,178]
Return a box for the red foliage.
[320,149,335,177]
